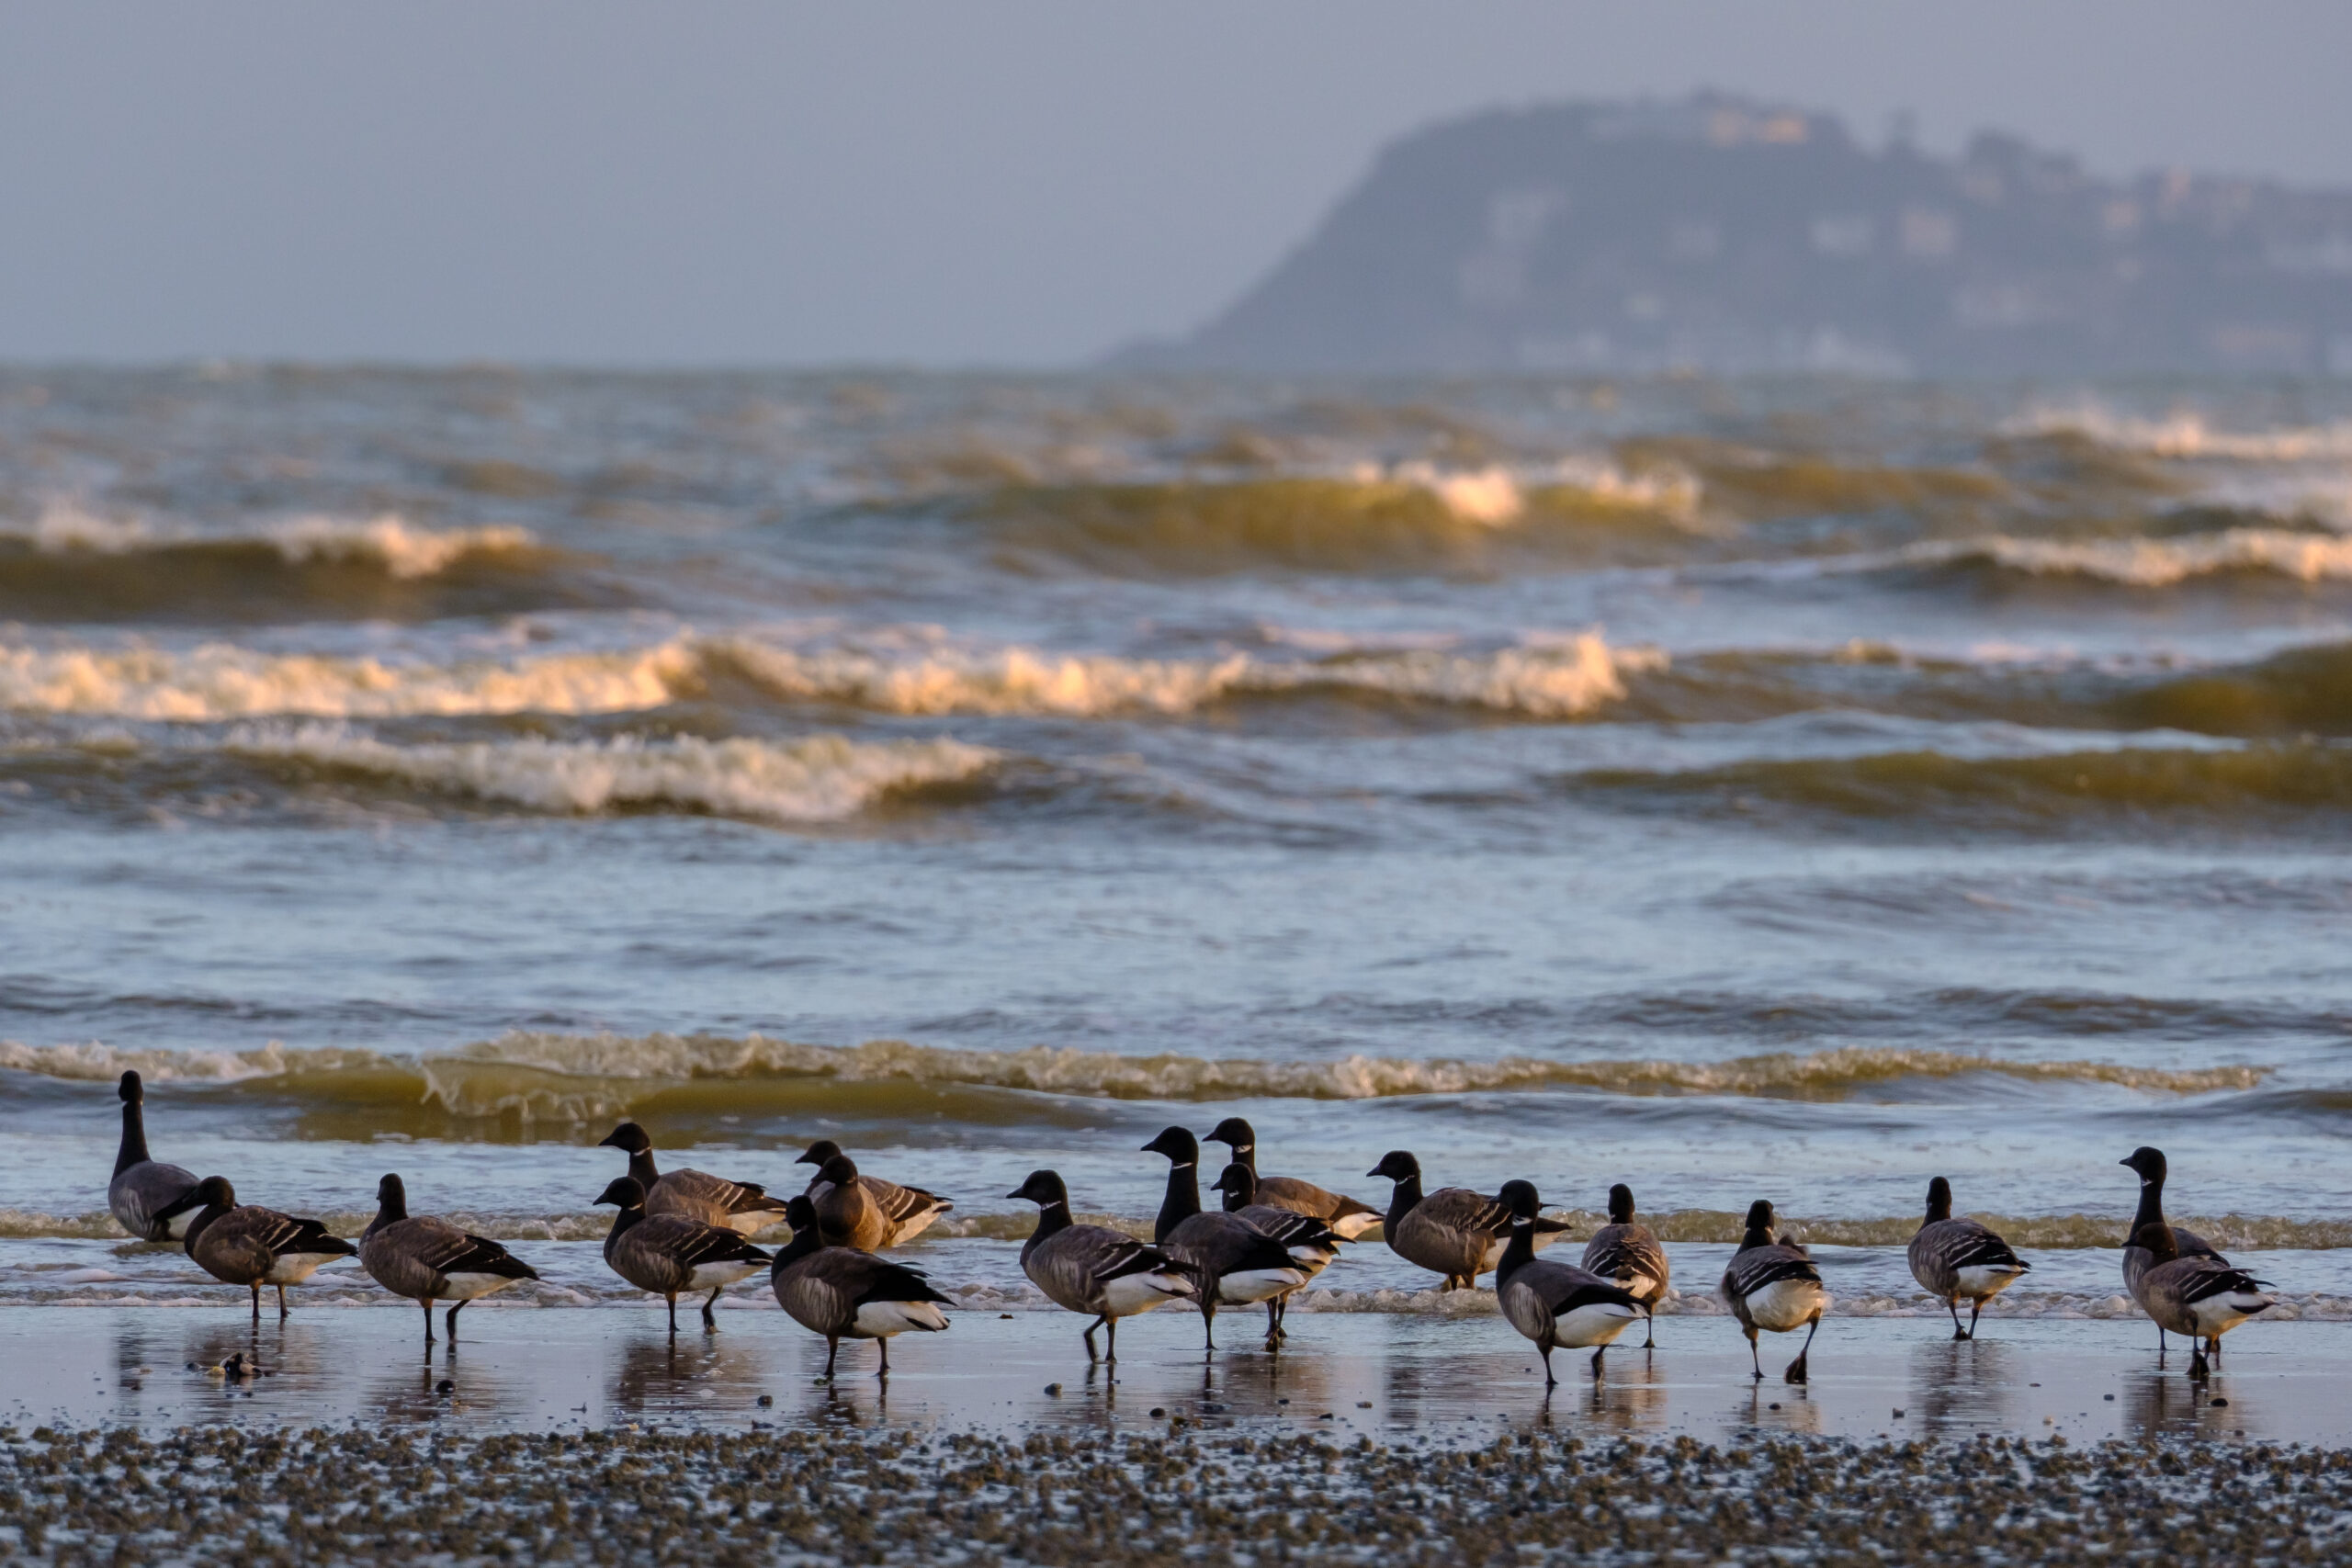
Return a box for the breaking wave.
[0,640,698,721]
[1572,745,2352,826]
[220,727,1000,824]
[972,468,1705,575]
[1897,529,2352,588]
[709,633,1658,720]
[5,505,537,579]
[0,1034,2265,1123]
[2007,407,2352,463]
[0,632,1658,723]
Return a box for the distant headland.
[1118,95,2352,378]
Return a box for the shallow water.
[3,367,2351,1298]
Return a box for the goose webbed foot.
[1784,1314,1820,1383]
[2189,1349,2211,1380]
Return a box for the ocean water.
[5,365,2352,1314]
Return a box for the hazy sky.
[6,3,2350,367]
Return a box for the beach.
[2,1306,2347,1562]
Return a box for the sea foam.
[0,631,1657,723]
[222,727,998,823]
[9,503,534,578]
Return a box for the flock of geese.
[107,1072,2278,1385]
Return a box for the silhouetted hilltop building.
[1124,96,2352,377]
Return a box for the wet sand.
[6,1305,2345,1447]
[5,1308,2348,1562]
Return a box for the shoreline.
[6,1305,2340,1447]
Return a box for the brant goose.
[1494,1180,1645,1382]
[593,1176,772,1332]
[1142,1127,1308,1349]
[1906,1177,2029,1340]
[1364,1150,1567,1291]
[107,1071,203,1243]
[596,1122,786,1235]
[1719,1200,1830,1383]
[770,1194,952,1376]
[795,1139,953,1246]
[1210,1161,1343,1341]
[2129,1213,2275,1376]
[1202,1118,1381,1240]
[181,1177,356,1319]
[358,1174,540,1340]
[1008,1168,1197,1362]
[1580,1183,1670,1348]
[2119,1146,2227,1350]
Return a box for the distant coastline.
[1120,94,2352,378]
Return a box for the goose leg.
[2189,1346,2211,1379]
[1082,1314,1105,1362]
[1784,1314,1820,1384]
[2208,1335,2222,1365]
[422,1300,436,1343]
[1200,1296,1218,1352]
[1105,1315,1119,1363]
[1967,1298,1984,1340]
[277,1284,290,1319]
[1266,1301,1281,1345]
[1948,1297,1967,1341]
[250,1283,262,1323]
[877,1338,890,1377]
[666,1294,679,1334]
[1745,1325,1762,1380]
[1589,1345,1606,1375]
[823,1337,839,1378]
[446,1301,466,1339]
[702,1288,721,1328]
[1539,1346,1555,1388]
[1642,1306,1655,1351]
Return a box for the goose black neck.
[605,1205,645,1250]
[627,1149,660,1188]
[115,1100,151,1178]
[775,1217,824,1267]
[1924,1190,1951,1224]
[372,1190,409,1232]
[1496,1218,1537,1281]
[1736,1221,1776,1254]
[1154,1159,1201,1244]
[2130,1170,2167,1238]
[1026,1198,1072,1246]
[1384,1171,1424,1233]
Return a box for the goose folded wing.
[1928,1222,2024,1272]
[414,1225,539,1280]
[1515,1259,1642,1314]
[1726,1247,1821,1294]
[1587,1229,1668,1281]
[670,1224,772,1269]
[250,1211,354,1258]
[1416,1188,1511,1236]
[2179,1260,2273,1302]
[872,1179,949,1222]
[1244,1208,1340,1250]
[851,1255,955,1308]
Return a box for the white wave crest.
[0,1038,395,1085]
[710,633,1659,720]
[222,726,998,822]
[0,640,698,721]
[1384,458,1702,525]
[13,502,534,578]
[2008,405,2352,462]
[1905,529,2352,587]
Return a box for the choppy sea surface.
[4,366,2350,1313]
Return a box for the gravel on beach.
[3,1422,2352,1565]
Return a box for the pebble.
[0,1424,2329,1564]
